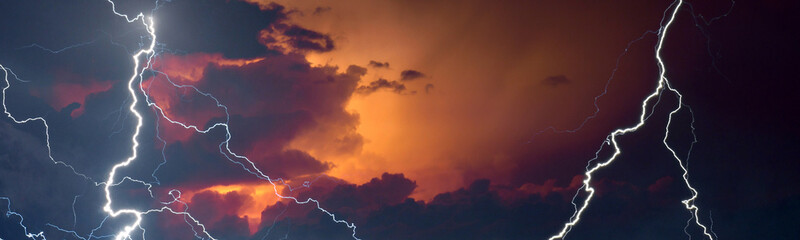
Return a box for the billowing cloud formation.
[310,173,417,210]
[400,69,425,81]
[158,0,335,57]
[248,173,694,239]
[146,52,365,187]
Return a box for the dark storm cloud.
[156,0,336,57]
[261,24,336,53]
[262,149,332,178]
[542,75,570,86]
[356,78,408,95]
[0,121,114,239]
[346,65,367,76]
[189,191,251,240]
[368,60,390,68]
[147,134,261,187]
[254,175,694,240]
[309,173,417,210]
[258,178,573,239]
[400,69,425,81]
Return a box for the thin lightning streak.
[686,0,736,82]
[144,69,336,191]
[1,64,95,182]
[681,104,701,239]
[3,67,29,83]
[17,30,134,56]
[17,40,98,54]
[664,83,714,239]
[709,211,718,240]
[0,197,46,239]
[261,203,290,240]
[529,0,683,140]
[530,29,656,139]
[547,1,714,239]
[72,195,80,228]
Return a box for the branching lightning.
[1,64,94,182]
[547,1,716,239]
[101,0,359,239]
[1,0,359,239]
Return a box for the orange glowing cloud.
[183,183,284,234]
[267,0,667,201]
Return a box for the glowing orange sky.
[141,0,674,203]
[241,0,670,200]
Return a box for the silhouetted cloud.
[155,0,289,58]
[356,78,408,95]
[368,60,390,68]
[261,25,335,54]
[400,70,425,81]
[347,65,368,76]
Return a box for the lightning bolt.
[547,1,716,239]
[100,1,359,239]
[2,0,359,239]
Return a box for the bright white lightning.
[101,1,158,239]
[547,1,715,239]
[102,0,359,239]
[1,0,359,238]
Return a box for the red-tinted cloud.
[30,69,112,118]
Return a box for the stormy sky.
[1,0,798,240]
